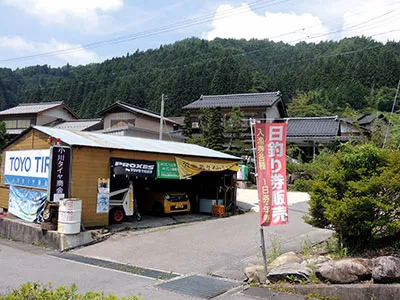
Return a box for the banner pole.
[260,227,268,276]
[250,118,268,277]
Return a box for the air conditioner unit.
[192,122,199,128]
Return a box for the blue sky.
[0,0,399,69]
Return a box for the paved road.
[0,238,199,299]
[0,192,332,299]
[0,238,306,299]
[75,202,332,280]
[0,199,330,299]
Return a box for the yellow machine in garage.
[144,191,191,215]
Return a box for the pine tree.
[224,107,247,156]
[206,108,224,151]
[183,110,192,138]
[0,121,9,148]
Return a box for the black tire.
[43,206,57,222]
[109,207,125,224]
[153,202,164,216]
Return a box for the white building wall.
[37,107,77,125]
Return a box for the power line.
[3,0,400,64]
[0,0,290,63]
[5,7,400,93]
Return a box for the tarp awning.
[176,157,239,179]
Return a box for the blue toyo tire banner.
[8,185,47,223]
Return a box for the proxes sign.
[4,149,50,190]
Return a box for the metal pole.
[250,118,268,276]
[383,78,400,149]
[260,227,268,276]
[249,118,257,166]
[159,93,165,140]
[313,141,316,161]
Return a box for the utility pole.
[159,94,165,140]
[383,78,400,149]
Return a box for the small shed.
[0,126,240,227]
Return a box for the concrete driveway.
[74,193,331,281]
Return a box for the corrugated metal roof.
[168,116,185,125]
[53,119,102,131]
[0,102,63,115]
[183,92,281,109]
[287,116,340,138]
[6,129,24,135]
[32,126,239,160]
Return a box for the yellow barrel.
[57,198,82,234]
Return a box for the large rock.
[302,256,332,268]
[316,258,372,283]
[244,265,266,284]
[269,252,304,270]
[267,262,312,283]
[373,256,400,283]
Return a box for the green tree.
[287,91,331,117]
[182,110,192,138]
[192,108,225,150]
[304,143,400,250]
[224,106,247,156]
[206,108,224,151]
[1,36,400,119]
[0,121,9,149]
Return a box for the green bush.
[305,143,400,250]
[0,283,144,300]
[293,179,312,192]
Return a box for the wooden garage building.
[0,126,240,227]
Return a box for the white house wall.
[103,111,174,133]
[37,107,76,125]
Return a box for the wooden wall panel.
[70,147,110,227]
[0,186,9,208]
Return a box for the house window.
[111,119,135,128]
[17,119,31,128]
[5,120,17,129]
[4,119,33,129]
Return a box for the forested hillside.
[0,36,399,118]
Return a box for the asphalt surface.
[75,202,332,280]
[0,196,332,299]
[0,238,200,299]
[0,238,309,300]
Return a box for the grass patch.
[0,282,144,300]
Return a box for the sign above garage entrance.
[110,158,156,178]
[156,161,179,179]
[175,157,239,179]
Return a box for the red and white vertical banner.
[254,123,288,226]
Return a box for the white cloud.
[0,36,100,66]
[204,4,329,44]
[341,0,400,42]
[1,0,123,28]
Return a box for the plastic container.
[212,204,225,217]
[237,165,249,181]
[58,198,82,234]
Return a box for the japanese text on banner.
[255,122,288,226]
[254,124,271,226]
[267,123,288,226]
